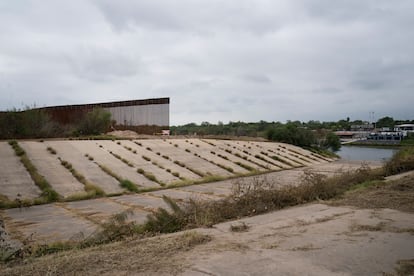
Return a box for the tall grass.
[120,179,139,192]
[144,163,384,230]
[384,146,414,175]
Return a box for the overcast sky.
[1,0,413,125]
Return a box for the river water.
[337,146,397,162]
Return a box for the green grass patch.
[120,179,139,192]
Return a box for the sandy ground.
[1,170,413,275]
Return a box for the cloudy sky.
[1,0,413,125]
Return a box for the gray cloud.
[0,0,413,124]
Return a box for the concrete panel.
[134,139,202,180]
[62,198,132,224]
[98,140,179,184]
[72,141,159,189]
[46,141,124,195]
[20,142,85,198]
[125,140,201,181]
[211,140,283,170]
[111,194,170,212]
[3,204,97,243]
[171,139,250,174]
[148,189,216,202]
[255,142,312,167]
[0,142,41,200]
[151,139,233,177]
[223,140,292,169]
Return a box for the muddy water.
[337,145,397,161]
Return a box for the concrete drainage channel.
[0,139,340,245]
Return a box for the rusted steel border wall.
[38,98,170,134]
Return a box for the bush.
[120,179,139,192]
[384,146,414,175]
[144,163,384,231]
[76,108,111,136]
[267,122,316,148]
[0,108,63,139]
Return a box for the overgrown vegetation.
[384,146,414,175]
[120,179,139,192]
[140,164,384,232]
[0,108,63,139]
[0,107,111,139]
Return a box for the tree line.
[171,116,413,151]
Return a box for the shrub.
[144,196,186,233]
[120,179,139,192]
[77,108,111,136]
[384,146,414,175]
[46,147,57,154]
[144,163,384,231]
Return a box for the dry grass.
[384,146,414,176]
[0,231,211,276]
[141,163,384,231]
[394,259,414,276]
[330,173,414,213]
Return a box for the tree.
[267,123,316,147]
[324,132,341,151]
[77,108,111,135]
[376,116,395,128]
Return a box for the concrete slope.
[20,142,85,198]
[74,141,159,189]
[1,139,334,204]
[45,141,124,195]
[0,142,40,200]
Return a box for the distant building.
[39,97,170,134]
[335,131,356,139]
[367,132,403,142]
[350,123,374,132]
[394,124,414,136]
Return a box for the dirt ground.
[1,171,413,275]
